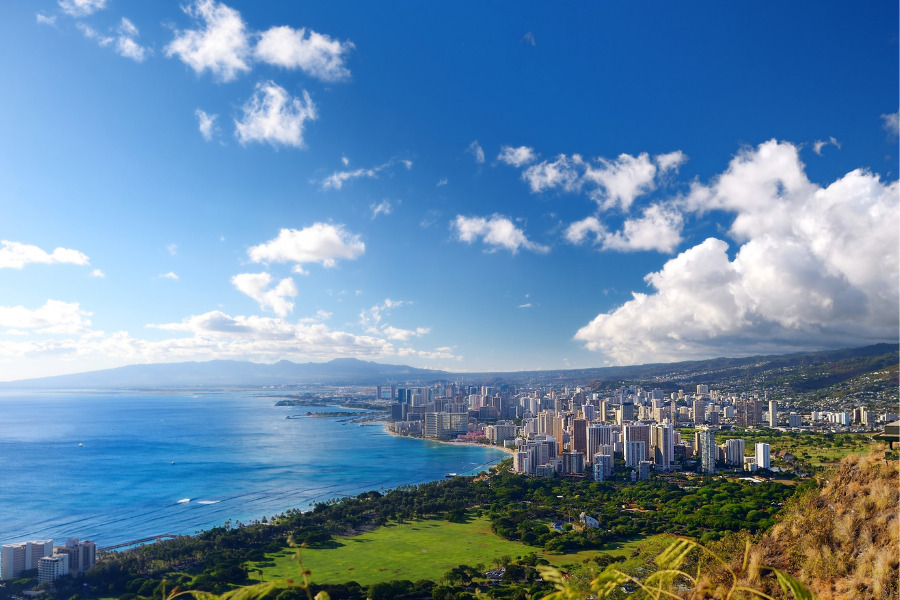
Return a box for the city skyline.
[1,1,897,381]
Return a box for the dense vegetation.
[0,464,803,600]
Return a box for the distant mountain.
[2,343,895,390]
[0,358,451,389]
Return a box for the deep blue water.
[0,390,504,547]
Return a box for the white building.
[624,440,646,468]
[698,428,717,474]
[37,554,68,584]
[768,400,778,427]
[755,442,771,470]
[726,438,746,466]
[1,540,53,580]
[652,422,675,470]
[579,512,599,528]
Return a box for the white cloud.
[77,23,113,46]
[0,300,91,335]
[564,216,606,245]
[319,157,412,190]
[370,200,392,219]
[582,152,658,211]
[497,145,537,167]
[165,0,251,82]
[231,272,297,316]
[521,31,536,46]
[812,136,841,156]
[436,178,448,187]
[601,204,683,253]
[453,215,549,254]
[59,0,106,17]
[518,303,533,309]
[159,272,179,280]
[195,109,219,141]
[467,140,485,164]
[234,81,317,148]
[881,112,899,137]
[255,25,354,81]
[0,241,89,269]
[358,299,429,341]
[77,18,149,62]
[655,150,687,173]
[114,18,149,62]
[575,140,899,363]
[522,154,583,193]
[167,243,178,255]
[248,223,365,273]
[36,13,57,26]
[91,268,105,278]
[341,155,350,166]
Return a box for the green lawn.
[247,515,646,586]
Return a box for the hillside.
[738,448,899,599]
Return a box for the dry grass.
[737,447,899,600]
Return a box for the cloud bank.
[575,140,899,363]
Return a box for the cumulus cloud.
[159,272,179,280]
[319,157,412,190]
[248,223,365,273]
[497,145,537,167]
[0,241,90,269]
[59,0,106,17]
[370,200,392,219]
[812,136,841,156]
[234,81,316,148]
[453,215,549,254]
[523,154,583,193]
[467,140,485,164]
[565,205,683,253]
[511,149,686,212]
[231,272,297,316]
[583,152,658,211]
[564,216,606,245]
[881,112,899,137]
[255,25,354,81]
[91,268,105,278]
[147,309,450,360]
[601,204,683,253]
[165,0,251,82]
[195,109,219,141]
[575,140,899,363]
[0,300,92,335]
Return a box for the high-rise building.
[788,413,803,428]
[624,440,646,467]
[693,398,706,424]
[38,554,69,584]
[755,442,771,470]
[572,418,587,456]
[768,400,778,427]
[652,423,675,469]
[1,540,53,580]
[726,438,746,466]
[698,428,717,474]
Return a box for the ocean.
[0,390,505,547]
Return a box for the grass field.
[247,515,646,586]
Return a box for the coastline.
[379,420,516,458]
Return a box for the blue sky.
[0,1,897,380]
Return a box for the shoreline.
[379,420,516,459]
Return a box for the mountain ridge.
[0,343,895,390]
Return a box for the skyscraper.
[698,428,717,474]
[768,399,778,427]
[755,442,770,470]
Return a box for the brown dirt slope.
[746,448,899,599]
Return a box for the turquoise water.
[0,390,504,547]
